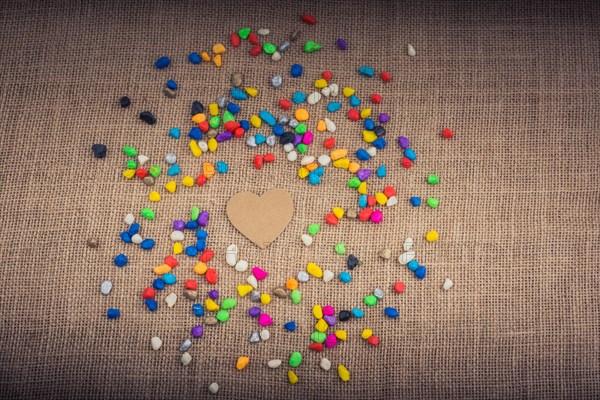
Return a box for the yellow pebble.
[260,294,271,305]
[426,230,439,242]
[335,330,347,341]
[305,162,318,171]
[286,278,298,290]
[314,78,328,89]
[207,138,218,152]
[148,191,161,202]
[236,356,249,371]
[315,318,328,332]
[201,52,211,62]
[332,207,344,220]
[375,192,388,205]
[212,43,226,54]
[298,167,309,179]
[312,305,323,319]
[357,181,367,194]
[245,87,258,97]
[362,130,377,143]
[153,264,171,276]
[338,365,350,382]
[173,242,183,254]
[189,140,202,157]
[194,262,207,275]
[165,180,177,193]
[306,262,323,278]
[182,176,194,187]
[212,54,222,68]
[348,162,360,173]
[316,119,326,132]
[203,162,215,179]
[237,284,253,297]
[205,298,219,311]
[208,103,218,116]
[122,169,135,179]
[333,158,350,169]
[342,87,355,97]
[288,370,298,384]
[360,108,371,119]
[330,148,348,161]
[250,115,262,128]
[192,113,206,124]
[361,329,373,339]
[295,108,309,121]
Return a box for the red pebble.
[322,70,333,81]
[142,287,155,299]
[347,109,360,121]
[367,335,380,346]
[401,157,412,169]
[279,99,291,110]
[380,71,392,82]
[248,32,258,45]
[230,32,241,47]
[196,173,207,186]
[323,137,335,149]
[184,279,198,290]
[254,154,264,169]
[442,127,454,139]
[224,121,240,132]
[164,255,178,268]
[325,213,339,225]
[383,186,396,198]
[394,281,405,294]
[309,343,324,352]
[371,93,382,104]
[233,127,245,138]
[205,268,217,284]
[358,208,373,222]
[366,195,376,207]
[301,13,317,25]
[135,169,148,179]
[263,153,275,163]
[249,45,262,56]
[200,248,214,263]
[198,120,209,132]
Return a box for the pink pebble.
[370,209,383,223]
[324,334,337,348]
[302,131,313,145]
[258,313,273,327]
[322,305,334,316]
[252,267,268,281]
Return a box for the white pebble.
[226,244,238,266]
[257,28,270,36]
[208,382,219,394]
[403,238,413,251]
[398,251,416,265]
[170,231,184,242]
[322,270,334,283]
[288,118,299,128]
[179,338,192,352]
[165,153,176,164]
[165,292,177,308]
[198,140,208,152]
[151,336,162,350]
[124,213,135,225]
[181,352,192,366]
[328,83,339,97]
[443,278,454,291]
[283,143,294,152]
[235,260,248,272]
[407,43,416,56]
[271,75,282,88]
[246,136,257,147]
[131,233,143,244]
[267,359,282,368]
[247,275,258,289]
[317,155,331,166]
[260,329,270,341]
[300,155,315,165]
[301,234,313,247]
[271,51,281,61]
[320,358,331,371]
[100,280,112,295]
[366,146,377,157]
[386,196,398,207]
[266,135,275,146]
[307,91,322,105]
[321,86,331,97]
[287,150,298,162]
[324,118,336,133]
[297,271,309,282]
[137,155,149,166]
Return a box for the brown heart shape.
[226,189,295,249]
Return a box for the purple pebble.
[378,113,390,124]
[198,211,209,227]
[398,136,410,149]
[323,315,336,326]
[336,38,347,50]
[191,325,204,338]
[356,169,371,181]
[292,134,303,146]
[216,131,233,142]
[208,289,219,300]
[173,220,185,231]
[248,306,261,318]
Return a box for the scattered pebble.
[86,238,99,248]
[407,43,416,56]
[91,144,107,158]
[100,280,112,295]
[320,358,331,371]
[443,278,454,291]
[151,336,162,350]
[208,382,219,394]
[181,352,192,365]
[268,359,282,368]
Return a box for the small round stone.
[87,238,99,248]
[100,280,112,295]
[208,382,219,394]
[249,331,260,343]
[297,271,309,282]
[273,287,288,298]
[271,75,283,88]
[179,338,192,352]
[151,336,162,350]
[373,288,385,300]
[165,153,176,164]
[378,248,391,259]
[91,144,107,158]
[347,254,359,269]
[289,351,303,367]
[231,72,244,88]
[142,176,155,186]
[120,96,131,108]
[338,310,351,321]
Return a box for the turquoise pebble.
[404,148,416,161]
[107,308,120,319]
[231,88,248,100]
[339,271,351,283]
[407,260,419,271]
[349,95,360,107]
[163,273,176,285]
[384,307,399,318]
[292,91,307,104]
[167,164,180,176]
[358,195,367,208]
[327,102,341,112]
[255,134,266,145]
[308,171,321,185]
[358,65,374,77]
[216,161,228,174]
[376,165,386,177]
[259,110,277,126]
[351,308,364,318]
[313,166,324,177]
[169,127,180,139]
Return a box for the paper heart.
[226,189,294,249]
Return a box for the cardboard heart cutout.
[226,189,294,249]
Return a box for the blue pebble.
[415,266,427,280]
[169,127,180,139]
[351,308,364,318]
[231,88,248,100]
[185,220,199,230]
[140,238,155,250]
[155,56,170,69]
[196,239,206,251]
[349,95,360,107]
[358,194,368,208]
[327,102,342,112]
[128,222,140,235]
[152,278,165,291]
[113,254,128,268]
[284,321,297,331]
[259,110,276,126]
[120,231,132,243]
[356,149,371,161]
[185,246,198,257]
[188,127,202,140]
[308,171,321,185]
[372,137,387,150]
[290,63,303,77]
[384,307,399,318]
[196,229,208,240]
[192,304,205,317]
[273,125,284,136]
[376,164,386,178]
[364,118,375,130]
[314,166,324,177]
[163,273,176,285]
[339,271,352,283]
[216,161,229,174]
[358,65,374,77]
[145,299,158,312]
[107,308,120,319]
[410,196,422,207]
[239,120,250,131]
[188,52,201,64]
[227,102,240,115]
[404,148,416,161]
[407,260,419,271]
[255,134,266,145]
[292,91,307,104]
[166,79,177,90]
[167,164,180,176]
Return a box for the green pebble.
[238,27,251,39]
[191,206,200,221]
[222,111,235,123]
[363,295,378,306]
[304,40,322,53]
[427,197,439,208]
[209,116,221,129]
[295,124,307,134]
[140,207,155,220]
[149,165,161,178]
[296,143,308,154]
[290,289,301,304]
[289,351,302,367]
[335,243,346,255]
[126,159,137,169]
[427,174,439,185]
[348,177,361,188]
[263,42,277,54]
[216,309,229,322]
[310,331,326,343]
[307,224,320,236]
[123,146,137,157]
[221,298,237,310]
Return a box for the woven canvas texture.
[1,0,599,399]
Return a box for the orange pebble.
[286,278,298,290]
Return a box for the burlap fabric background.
[1,0,599,399]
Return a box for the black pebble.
[374,125,386,137]
[191,101,204,115]
[347,254,359,270]
[140,111,157,125]
[280,131,295,145]
[120,96,130,108]
[91,144,107,158]
[339,310,351,322]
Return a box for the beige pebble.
[231,73,244,87]
[320,358,332,371]
[346,209,358,219]
[307,91,322,105]
[86,238,99,248]
[181,352,192,366]
[163,87,177,98]
[257,28,270,36]
[268,359,282,368]
[137,155,149,165]
[323,270,334,282]
[273,287,288,298]
[260,329,270,341]
[301,234,313,247]
[271,51,281,61]
[403,238,413,251]
[183,290,197,300]
[443,278,454,291]
[407,43,416,56]
[378,248,392,259]
[205,316,218,325]
[143,176,155,186]
[165,292,177,307]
